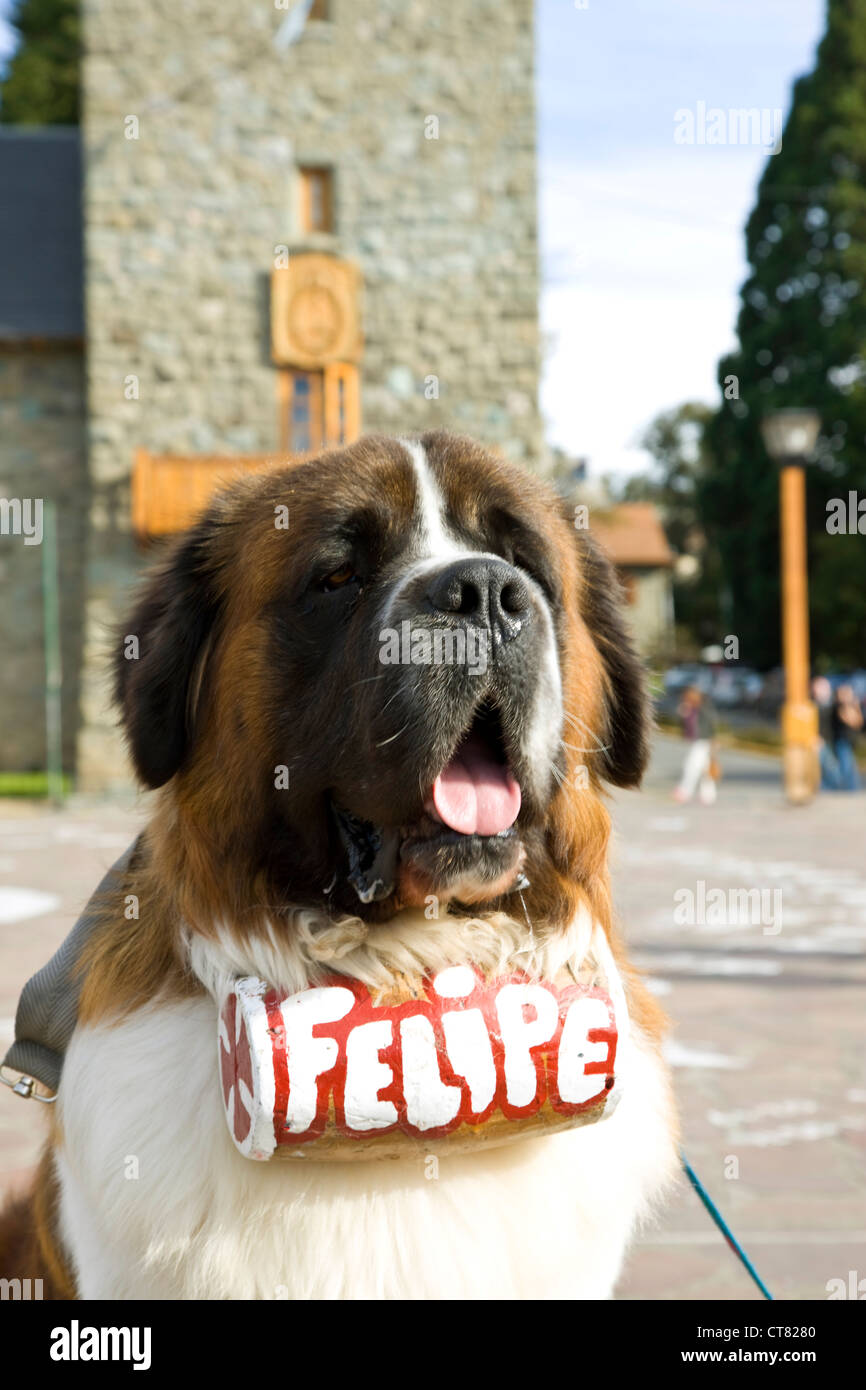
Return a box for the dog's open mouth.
[333,703,525,907]
[423,701,522,837]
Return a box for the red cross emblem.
[219,993,255,1146]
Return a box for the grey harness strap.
[0,836,142,1098]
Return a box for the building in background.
[0,0,541,790]
[590,502,675,658]
[555,456,675,658]
[0,129,85,774]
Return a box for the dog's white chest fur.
[55,985,675,1297]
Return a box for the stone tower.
[78,0,541,788]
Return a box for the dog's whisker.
[561,711,611,755]
[514,886,537,957]
[562,709,606,740]
[376,722,410,748]
[378,683,409,716]
[345,672,388,691]
[561,738,612,755]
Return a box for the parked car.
[662,664,713,694]
[657,663,764,718]
[710,666,763,708]
[755,667,785,718]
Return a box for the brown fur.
[76,434,662,1041]
[1,433,667,1296]
[77,835,203,1027]
[0,1144,76,1299]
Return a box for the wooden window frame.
[298,166,334,235]
[278,363,360,454]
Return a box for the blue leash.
[681,1152,774,1300]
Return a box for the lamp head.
[760,408,821,463]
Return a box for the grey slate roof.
[0,127,83,340]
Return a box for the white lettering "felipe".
[219,966,618,1159]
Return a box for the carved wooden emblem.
[271,254,362,368]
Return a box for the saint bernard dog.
[2,432,677,1299]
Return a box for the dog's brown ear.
[115,512,224,788]
[575,528,651,788]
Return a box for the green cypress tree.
[702,0,866,671]
[0,0,80,124]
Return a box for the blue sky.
[538,0,826,478]
[0,1,12,65]
[0,0,828,478]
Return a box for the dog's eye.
[513,553,540,586]
[513,553,555,603]
[321,564,358,592]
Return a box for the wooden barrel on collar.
[218,962,624,1162]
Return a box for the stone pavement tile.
[734,1149,864,1198]
[0,800,147,1193]
[740,1195,866,1233]
[622,1233,866,1302]
[844,1128,866,1161]
[682,1280,763,1302]
[619,1244,763,1301]
[752,1242,863,1302]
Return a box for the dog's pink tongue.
[431,736,521,836]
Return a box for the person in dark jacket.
[831,684,863,791]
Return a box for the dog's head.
[116,433,648,931]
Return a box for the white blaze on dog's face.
[116,431,649,924]
[368,437,565,905]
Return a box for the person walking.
[812,675,840,791]
[673,685,718,805]
[831,683,863,791]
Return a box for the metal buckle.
[0,1066,56,1103]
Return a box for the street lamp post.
[760,409,822,805]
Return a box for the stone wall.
[627,568,675,661]
[79,0,541,789]
[0,347,87,772]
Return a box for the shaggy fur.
[0,432,677,1299]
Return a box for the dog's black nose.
[426,558,531,643]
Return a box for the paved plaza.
[1,734,864,1301]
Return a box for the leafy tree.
[619,402,725,650]
[703,0,866,672]
[0,0,79,124]
[625,403,712,552]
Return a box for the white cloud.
[0,0,15,65]
[540,151,758,474]
[537,0,827,482]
